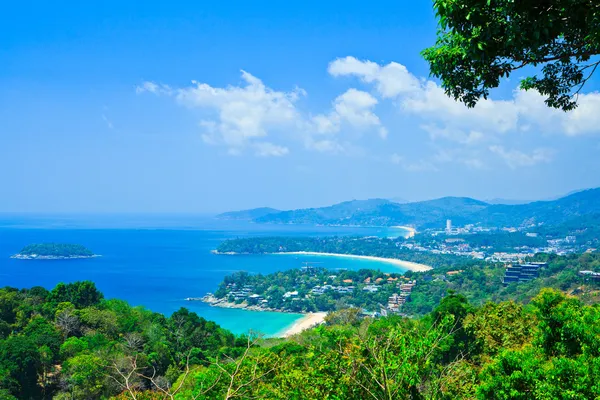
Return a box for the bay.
[0,214,410,336]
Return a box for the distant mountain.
[387,196,409,204]
[476,188,600,227]
[486,188,593,205]
[216,207,281,221]
[254,197,489,227]
[485,198,534,205]
[254,199,394,225]
[221,188,600,229]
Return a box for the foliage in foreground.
[174,289,600,399]
[0,281,245,399]
[2,279,600,399]
[424,0,600,111]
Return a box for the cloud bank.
[137,56,600,167]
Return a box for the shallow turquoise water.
[0,215,409,336]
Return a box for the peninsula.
[198,267,417,315]
[11,243,97,260]
[214,236,465,269]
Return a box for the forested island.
[216,236,470,268]
[11,243,96,260]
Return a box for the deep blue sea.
[0,214,409,336]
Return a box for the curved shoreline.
[278,312,327,337]
[390,225,416,238]
[274,251,432,272]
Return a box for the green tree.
[48,281,103,308]
[59,337,89,359]
[477,348,543,400]
[0,336,41,399]
[62,354,108,399]
[530,288,600,363]
[423,0,600,110]
[463,301,534,357]
[430,292,476,363]
[22,316,62,361]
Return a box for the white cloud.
[138,71,387,157]
[420,124,484,145]
[489,145,554,169]
[328,56,421,98]
[307,139,346,153]
[101,114,113,130]
[254,142,289,157]
[404,160,438,172]
[329,57,600,140]
[430,147,487,170]
[137,57,600,163]
[563,92,600,135]
[463,158,485,170]
[390,153,438,172]
[402,81,519,135]
[312,89,387,139]
[514,90,600,136]
[138,71,305,156]
[177,71,304,150]
[390,153,402,165]
[136,81,172,95]
[328,56,600,170]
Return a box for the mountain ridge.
[217,188,600,229]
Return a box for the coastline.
[195,294,314,337]
[10,254,100,260]
[278,312,327,337]
[390,225,417,238]
[196,294,292,313]
[274,251,432,272]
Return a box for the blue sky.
[2,1,600,213]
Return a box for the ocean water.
[0,215,409,336]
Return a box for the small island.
[11,243,97,260]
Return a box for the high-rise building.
[446,219,452,233]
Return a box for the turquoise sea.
[0,214,410,336]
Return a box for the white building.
[446,219,452,233]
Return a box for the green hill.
[231,188,600,229]
[254,198,394,225]
[254,196,490,227]
[476,188,600,227]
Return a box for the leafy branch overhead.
[423,0,600,110]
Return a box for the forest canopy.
[2,281,600,398]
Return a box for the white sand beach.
[277,251,432,272]
[390,225,417,238]
[280,312,327,337]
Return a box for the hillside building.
[503,263,547,285]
